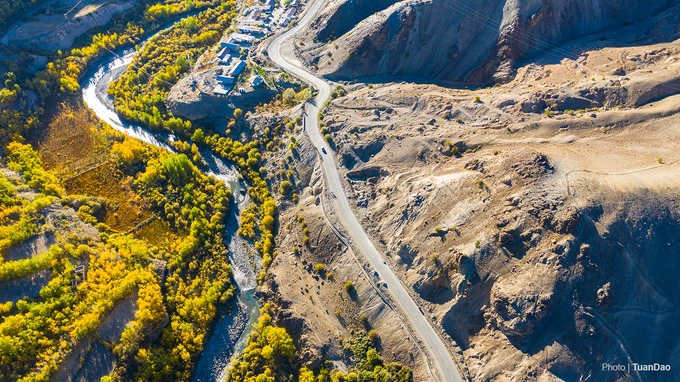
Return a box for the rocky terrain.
[1,0,137,52]
[307,28,680,380]
[236,110,433,380]
[166,66,279,122]
[206,0,680,379]
[296,0,680,85]
[5,0,674,378]
[135,0,680,379]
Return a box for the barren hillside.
[1,0,138,51]
[311,30,680,380]
[297,0,680,85]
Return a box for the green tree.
[191,128,205,143]
[228,305,297,381]
[279,180,293,196]
[282,88,295,106]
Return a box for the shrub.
[279,180,293,196]
[6,142,63,196]
[330,84,346,99]
[282,88,296,105]
[227,306,297,381]
[360,313,368,326]
[112,138,147,167]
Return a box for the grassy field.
[31,101,111,176]
[133,215,181,248]
[30,100,154,233]
[64,161,153,231]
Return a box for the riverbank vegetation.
[0,140,237,381]
[107,1,278,274]
[0,0,243,379]
[227,304,297,381]
[0,0,244,378]
[0,0,225,145]
[0,0,416,380]
[108,1,236,131]
[121,149,236,381]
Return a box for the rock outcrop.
[1,0,138,51]
[486,264,558,341]
[304,0,680,84]
[314,38,680,375]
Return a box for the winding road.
[267,2,463,381]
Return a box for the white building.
[217,47,232,64]
[229,33,256,45]
[238,25,264,35]
[279,8,296,26]
[249,75,264,87]
[213,84,231,96]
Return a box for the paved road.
[266,2,463,381]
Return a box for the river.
[80,30,260,382]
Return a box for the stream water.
[81,34,260,382]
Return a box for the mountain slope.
[313,32,680,379]
[301,0,680,84]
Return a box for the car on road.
[321,147,327,154]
